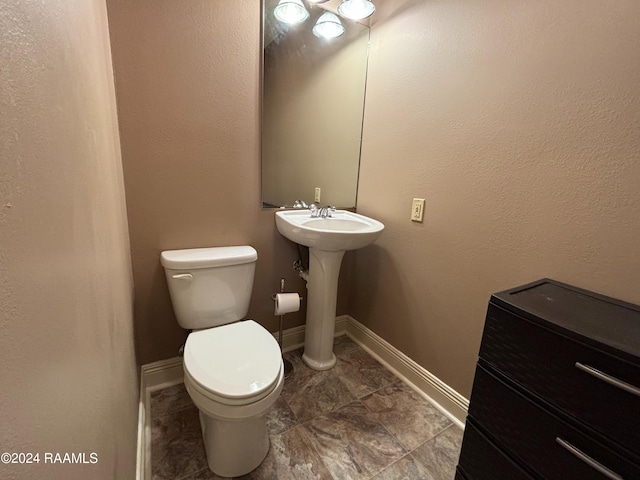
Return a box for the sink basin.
[275,209,384,371]
[275,209,384,252]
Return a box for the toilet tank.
[160,246,258,330]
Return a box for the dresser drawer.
[457,420,535,480]
[480,304,640,457]
[469,365,640,480]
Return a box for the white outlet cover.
[411,198,425,222]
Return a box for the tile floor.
[150,335,463,480]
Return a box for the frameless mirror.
[261,0,370,208]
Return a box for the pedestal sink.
[275,209,384,370]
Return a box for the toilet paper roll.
[274,293,300,316]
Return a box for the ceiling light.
[313,12,345,39]
[274,0,310,25]
[337,0,375,20]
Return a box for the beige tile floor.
[150,335,463,480]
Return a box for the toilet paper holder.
[272,278,301,379]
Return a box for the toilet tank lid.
[160,246,257,270]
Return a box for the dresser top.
[491,279,640,360]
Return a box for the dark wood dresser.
[456,279,640,480]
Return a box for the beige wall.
[0,0,138,478]
[107,0,349,365]
[351,0,640,398]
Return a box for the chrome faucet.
[309,204,336,218]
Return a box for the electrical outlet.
[411,198,425,222]
[314,187,321,203]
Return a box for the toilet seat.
[184,320,283,406]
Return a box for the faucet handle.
[309,203,319,217]
[327,206,336,217]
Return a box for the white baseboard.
[271,315,348,352]
[335,314,349,336]
[344,316,468,427]
[142,356,184,392]
[135,314,468,479]
[137,357,185,480]
[135,375,146,480]
[271,323,305,352]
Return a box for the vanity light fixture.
[274,0,310,25]
[312,12,345,39]
[306,0,330,3]
[337,0,376,20]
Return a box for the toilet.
[160,246,284,478]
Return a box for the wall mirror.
[261,0,370,209]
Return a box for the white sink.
[275,209,384,370]
[275,209,384,252]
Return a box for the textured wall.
[0,0,138,478]
[106,0,350,365]
[351,0,640,398]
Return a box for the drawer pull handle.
[575,362,640,398]
[556,437,623,480]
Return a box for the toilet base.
[199,411,269,477]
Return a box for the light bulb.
[274,0,310,25]
[313,12,345,39]
[337,0,375,20]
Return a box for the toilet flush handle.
[172,273,193,281]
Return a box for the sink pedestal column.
[302,248,345,370]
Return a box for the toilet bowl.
[160,246,283,477]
